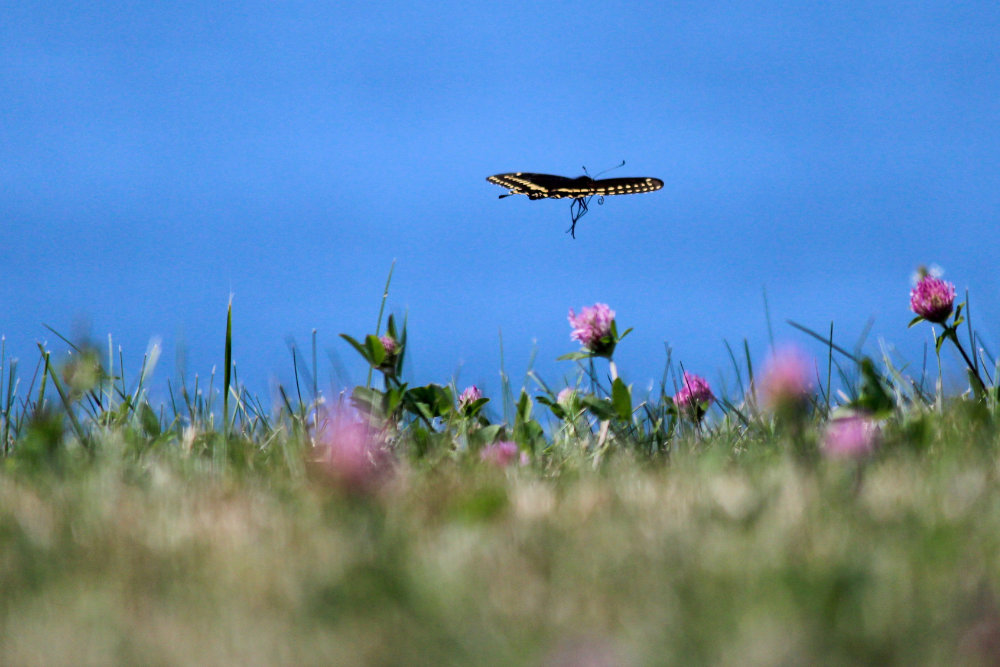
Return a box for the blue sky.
[3,2,999,410]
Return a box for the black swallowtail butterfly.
[486,170,663,238]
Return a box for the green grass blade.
[499,328,512,426]
[311,328,318,403]
[367,259,396,389]
[723,339,745,399]
[224,296,233,439]
[787,320,859,363]
[36,343,89,449]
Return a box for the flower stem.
[947,330,986,390]
[595,358,618,465]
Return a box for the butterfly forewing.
[487,173,578,199]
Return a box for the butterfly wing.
[487,173,663,199]
[586,177,664,197]
[524,175,664,199]
[487,173,582,199]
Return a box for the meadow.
[1,271,999,666]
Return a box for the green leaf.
[581,395,617,421]
[519,419,545,454]
[385,385,406,415]
[969,368,987,401]
[535,395,566,420]
[516,390,532,425]
[850,357,894,417]
[411,425,430,457]
[407,384,453,419]
[511,391,545,453]
[340,334,373,365]
[139,402,160,437]
[396,316,408,373]
[469,424,504,449]
[411,400,435,422]
[435,385,454,414]
[365,335,386,367]
[350,386,381,413]
[557,351,594,361]
[462,397,490,418]
[907,316,923,328]
[611,377,632,421]
[617,327,634,343]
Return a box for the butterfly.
[487,170,663,238]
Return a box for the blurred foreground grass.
[3,282,999,664]
[2,416,1000,666]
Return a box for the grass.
[3,424,1000,665]
[2,279,1000,665]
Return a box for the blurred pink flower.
[910,274,956,324]
[822,415,879,459]
[568,303,615,353]
[316,415,391,493]
[458,385,483,411]
[377,335,400,374]
[759,346,815,411]
[557,387,576,406]
[675,371,713,421]
[379,335,398,355]
[480,441,526,467]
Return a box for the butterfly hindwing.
[583,177,664,197]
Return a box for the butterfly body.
[486,170,663,238]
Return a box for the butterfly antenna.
[593,160,626,178]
